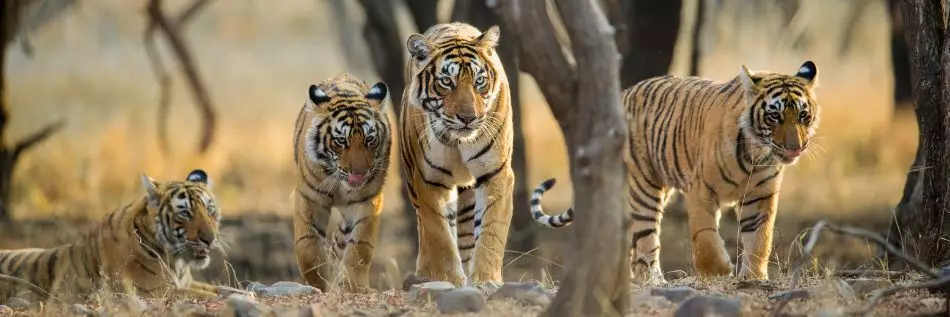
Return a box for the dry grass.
[0,0,930,315]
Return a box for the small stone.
[174,303,215,317]
[297,303,322,317]
[664,271,688,281]
[674,295,741,317]
[7,298,29,310]
[488,281,550,306]
[402,273,433,291]
[846,278,890,297]
[407,281,456,305]
[248,281,320,298]
[651,286,699,304]
[225,293,270,317]
[436,287,486,314]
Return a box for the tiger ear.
[141,173,160,210]
[365,82,388,108]
[308,85,330,110]
[738,64,762,93]
[186,169,209,185]
[794,60,818,88]
[407,34,431,61]
[476,25,500,50]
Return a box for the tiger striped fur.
[0,170,224,304]
[400,22,514,286]
[292,73,391,293]
[530,61,821,284]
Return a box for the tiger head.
[142,169,220,268]
[306,76,389,188]
[738,61,820,165]
[406,23,504,143]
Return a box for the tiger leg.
[292,191,337,292]
[736,192,778,280]
[410,179,464,286]
[628,182,671,285]
[685,186,733,277]
[455,186,477,276]
[468,167,514,286]
[336,194,383,293]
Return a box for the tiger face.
[739,61,820,165]
[142,169,219,269]
[306,81,389,188]
[406,24,502,143]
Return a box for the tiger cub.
[530,61,821,284]
[0,170,227,304]
[292,73,391,292]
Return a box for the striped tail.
[529,178,574,228]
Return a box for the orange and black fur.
[292,73,391,292]
[400,22,514,287]
[0,170,224,304]
[530,61,821,283]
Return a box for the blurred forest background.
[0,0,918,289]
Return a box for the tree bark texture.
[889,0,950,267]
[495,0,631,315]
[890,0,915,109]
[616,0,682,88]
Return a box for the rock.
[248,281,320,298]
[402,273,433,291]
[173,303,216,317]
[407,281,456,305]
[436,287,486,314]
[0,305,12,315]
[651,286,699,304]
[7,298,29,310]
[297,303,322,317]
[673,295,741,317]
[664,271,689,281]
[488,281,550,306]
[224,293,270,317]
[846,278,890,297]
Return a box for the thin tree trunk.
[891,0,950,267]
[890,0,915,110]
[689,0,703,76]
[454,0,536,272]
[495,0,631,315]
[404,0,439,33]
[618,0,682,87]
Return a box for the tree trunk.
[404,0,439,33]
[495,0,631,315]
[889,0,950,267]
[890,0,915,110]
[453,0,536,272]
[0,0,64,224]
[689,0,704,76]
[617,0,682,87]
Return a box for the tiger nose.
[457,113,477,124]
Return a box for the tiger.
[529,61,821,284]
[291,73,391,293]
[0,169,228,304]
[399,22,514,287]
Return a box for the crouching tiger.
[292,73,391,293]
[529,61,821,284]
[0,169,229,304]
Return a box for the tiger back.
[0,170,226,304]
[291,73,391,292]
[529,61,821,284]
[399,22,514,287]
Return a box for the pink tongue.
[348,173,366,185]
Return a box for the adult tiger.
[529,61,821,284]
[0,169,226,304]
[292,73,391,293]
[400,22,513,287]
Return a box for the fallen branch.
[772,220,948,317]
[835,270,910,279]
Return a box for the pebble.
[248,281,320,297]
[224,293,270,317]
[437,287,486,314]
[673,295,741,317]
[650,286,698,303]
[488,281,551,306]
[407,281,456,305]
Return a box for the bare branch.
[143,25,173,155]
[861,275,950,316]
[12,120,65,159]
[146,0,217,153]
